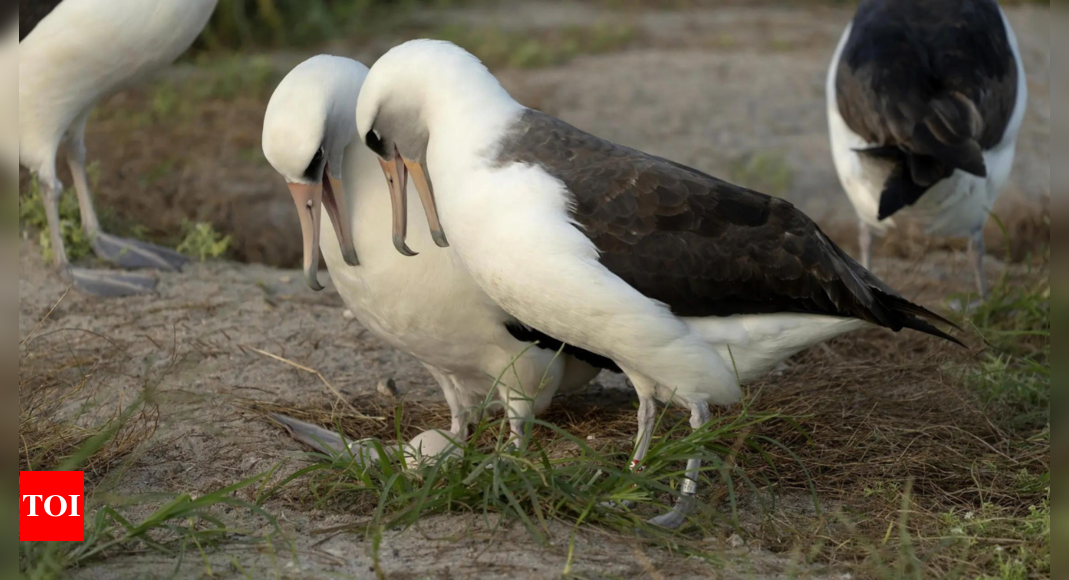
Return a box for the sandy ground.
[19,2,1049,579]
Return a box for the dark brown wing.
[835,0,1019,219]
[20,0,65,41]
[493,109,959,344]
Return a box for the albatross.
[262,55,602,452]
[19,0,218,296]
[827,0,1027,300]
[354,40,963,528]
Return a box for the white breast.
[315,142,511,375]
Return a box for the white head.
[263,55,367,290]
[355,40,517,255]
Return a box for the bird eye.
[365,130,386,157]
[303,148,326,181]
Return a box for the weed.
[428,22,635,70]
[730,151,794,197]
[139,159,176,187]
[20,325,283,579]
[198,0,416,50]
[19,174,178,265]
[19,178,93,264]
[177,220,232,261]
[959,263,1050,432]
[190,54,277,101]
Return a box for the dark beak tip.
[432,231,450,248]
[343,248,360,267]
[392,235,418,257]
[305,272,325,292]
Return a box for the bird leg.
[37,173,151,295]
[62,128,188,274]
[630,396,657,473]
[858,219,873,270]
[505,395,536,449]
[40,175,70,271]
[648,400,710,529]
[603,395,658,511]
[424,364,476,442]
[968,229,988,302]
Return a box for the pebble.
[377,378,398,397]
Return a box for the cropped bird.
[19,0,219,296]
[827,0,1027,300]
[354,40,962,528]
[262,56,603,453]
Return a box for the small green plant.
[730,152,794,197]
[428,22,635,70]
[191,54,277,101]
[177,220,232,261]
[20,179,94,264]
[957,266,1049,432]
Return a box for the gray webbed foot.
[93,233,189,271]
[647,495,696,529]
[70,267,158,297]
[270,413,390,464]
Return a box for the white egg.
[404,429,464,468]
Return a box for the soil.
[19,2,1049,579]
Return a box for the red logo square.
[20,471,85,542]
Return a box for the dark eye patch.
[303,148,325,181]
[365,130,387,157]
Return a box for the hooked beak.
[378,153,415,257]
[377,146,449,257]
[403,158,449,248]
[288,165,358,291]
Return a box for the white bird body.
[355,41,958,527]
[19,0,218,174]
[397,59,865,407]
[327,137,576,393]
[263,56,599,440]
[826,0,1027,300]
[826,9,1027,239]
[19,0,218,295]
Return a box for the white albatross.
[261,55,602,453]
[827,0,1027,300]
[19,0,218,296]
[354,40,964,528]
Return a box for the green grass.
[20,178,95,264]
[959,262,1050,433]
[19,171,232,264]
[428,22,636,69]
[268,356,805,561]
[19,389,282,580]
[730,151,794,197]
[197,0,463,51]
[870,263,1050,580]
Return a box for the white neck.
[416,61,525,163]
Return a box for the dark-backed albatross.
[827,0,1027,300]
[19,0,218,296]
[354,40,963,528]
[262,55,602,453]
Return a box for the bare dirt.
[19,2,1050,579]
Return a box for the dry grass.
[19,320,160,479]
[248,257,1048,578]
